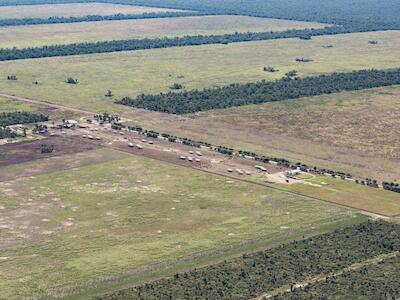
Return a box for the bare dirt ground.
[0,135,100,168]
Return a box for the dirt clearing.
[0,135,100,168]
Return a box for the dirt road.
[0,93,93,115]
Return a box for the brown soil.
[0,135,100,167]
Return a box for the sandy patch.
[106,211,118,217]
[41,230,53,235]
[62,221,74,227]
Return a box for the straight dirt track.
[0,93,93,115]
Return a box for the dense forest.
[125,0,400,30]
[0,112,48,127]
[0,11,204,27]
[117,68,400,114]
[2,0,398,32]
[95,221,400,300]
[0,26,348,60]
[273,255,400,299]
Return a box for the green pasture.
[0,149,356,299]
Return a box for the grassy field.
[0,16,327,49]
[0,3,185,19]
[0,96,79,120]
[0,147,358,299]
[0,30,399,113]
[275,176,400,217]
[0,96,38,112]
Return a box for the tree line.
[0,26,347,61]
[0,111,48,127]
[94,221,400,300]
[0,11,206,27]
[117,68,400,114]
[383,182,400,193]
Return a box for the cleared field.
[0,147,357,299]
[128,85,400,183]
[0,3,185,19]
[0,16,327,49]
[0,30,399,113]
